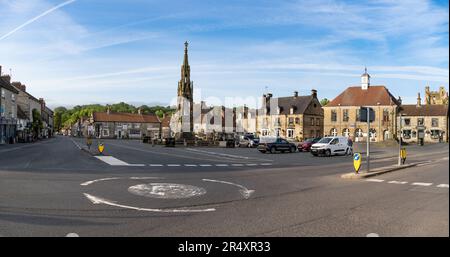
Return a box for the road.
[0,136,448,236]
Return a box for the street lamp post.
[398,114,405,166]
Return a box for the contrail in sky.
[0,0,77,41]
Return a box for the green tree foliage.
[53,103,175,131]
[320,98,330,106]
[31,109,43,138]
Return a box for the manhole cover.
[128,183,206,199]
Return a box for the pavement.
[0,136,448,236]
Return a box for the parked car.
[238,134,260,148]
[310,136,352,157]
[257,137,297,153]
[298,137,322,152]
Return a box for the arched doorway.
[330,128,337,137]
[342,128,350,138]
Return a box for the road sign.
[353,153,362,174]
[359,107,375,122]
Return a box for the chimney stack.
[267,93,273,98]
[293,91,298,97]
[417,93,422,107]
[1,74,11,83]
[107,107,111,114]
[138,108,142,115]
[311,89,318,98]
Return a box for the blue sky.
[0,0,448,108]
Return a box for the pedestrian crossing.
[365,178,448,189]
[94,155,273,168]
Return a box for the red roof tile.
[327,85,401,107]
[93,112,161,123]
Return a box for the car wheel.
[270,147,276,154]
[325,149,331,157]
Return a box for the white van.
[310,136,352,157]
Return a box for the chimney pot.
[294,91,298,97]
[311,89,318,98]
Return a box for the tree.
[31,109,43,139]
[320,98,330,106]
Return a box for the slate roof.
[399,104,449,117]
[0,76,19,94]
[327,86,401,107]
[270,95,318,115]
[93,112,161,123]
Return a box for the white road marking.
[94,156,130,166]
[365,179,384,183]
[128,164,146,167]
[149,164,163,167]
[388,181,408,185]
[184,164,198,167]
[436,184,449,188]
[231,164,244,166]
[366,233,379,237]
[199,164,212,167]
[81,176,163,186]
[202,179,255,199]
[80,177,120,186]
[167,164,181,167]
[215,164,229,167]
[65,233,79,237]
[411,182,433,187]
[84,193,215,213]
[260,163,273,166]
[186,148,251,160]
[246,164,257,166]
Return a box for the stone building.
[425,86,448,105]
[11,81,42,139]
[0,70,19,144]
[256,90,323,141]
[323,69,401,142]
[399,92,449,143]
[92,109,161,139]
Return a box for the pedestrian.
[347,137,353,155]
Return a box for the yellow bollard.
[98,143,105,155]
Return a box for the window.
[102,129,109,137]
[330,128,338,137]
[310,130,314,137]
[404,118,411,126]
[369,129,377,139]
[310,117,315,126]
[430,130,440,139]
[0,103,4,117]
[261,129,269,136]
[383,109,390,122]
[331,110,337,122]
[288,117,294,124]
[295,118,300,124]
[11,106,15,118]
[1,89,4,98]
[11,94,15,102]
[290,108,294,115]
[355,128,363,138]
[275,128,281,137]
[417,118,424,126]
[316,130,321,137]
[343,109,349,122]
[330,138,338,145]
[342,128,350,137]
[316,118,320,126]
[402,130,411,139]
[432,118,439,127]
[287,129,294,138]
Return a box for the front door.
[118,130,122,139]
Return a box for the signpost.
[360,107,375,173]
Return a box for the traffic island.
[341,163,421,179]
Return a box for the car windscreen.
[305,138,314,143]
[318,138,333,144]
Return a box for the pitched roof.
[0,76,19,94]
[272,95,316,115]
[93,112,161,123]
[327,85,401,107]
[399,104,448,117]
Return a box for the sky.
[0,0,448,109]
